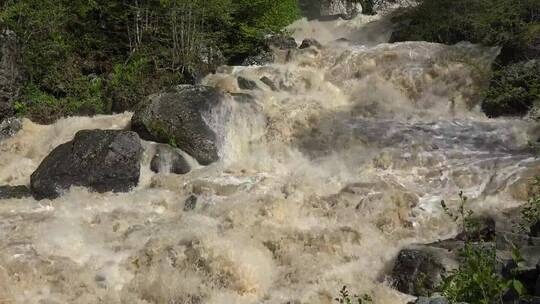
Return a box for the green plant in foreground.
[441,191,477,241]
[335,286,373,304]
[440,192,526,303]
[441,244,507,304]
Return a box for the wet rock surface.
[30,129,143,199]
[131,85,225,165]
[150,144,191,175]
[299,38,322,49]
[0,117,22,141]
[0,185,32,199]
[390,247,449,296]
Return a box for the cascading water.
[0,13,539,304]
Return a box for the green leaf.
[512,279,526,296]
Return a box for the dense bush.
[482,60,540,117]
[391,0,540,64]
[391,0,540,118]
[0,0,299,123]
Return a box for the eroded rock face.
[30,130,143,199]
[131,85,225,165]
[0,28,24,122]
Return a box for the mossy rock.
[131,85,225,165]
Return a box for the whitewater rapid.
[0,14,539,304]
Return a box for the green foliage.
[482,60,540,117]
[440,244,506,304]
[1,0,299,122]
[391,0,540,63]
[439,192,530,303]
[441,191,477,240]
[335,286,373,304]
[391,0,540,117]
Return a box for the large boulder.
[30,130,143,199]
[390,246,455,296]
[131,85,225,165]
[0,28,23,122]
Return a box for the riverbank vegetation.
[391,0,540,118]
[0,0,299,123]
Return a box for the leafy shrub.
[440,244,507,304]
[1,0,300,122]
[482,60,540,117]
[391,0,540,117]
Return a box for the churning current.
[0,13,538,304]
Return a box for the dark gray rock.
[30,130,143,199]
[0,185,32,199]
[260,77,278,91]
[184,195,197,211]
[131,85,225,165]
[264,34,298,50]
[231,93,256,104]
[242,52,275,66]
[150,144,191,175]
[237,77,258,90]
[0,117,22,140]
[456,216,496,242]
[0,28,23,122]
[390,247,449,296]
[299,39,322,49]
[534,274,540,297]
[531,221,540,237]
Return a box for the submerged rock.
[184,195,197,211]
[0,117,22,141]
[237,76,258,90]
[0,185,32,199]
[150,144,191,175]
[299,39,322,49]
[131,85,225,165]
[30,130,143,199]
[242,52,275,66]
[260,77,278,91]
[264,34,298,50]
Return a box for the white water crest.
[0,13,539,304]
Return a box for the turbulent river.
[0,13,539,304]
